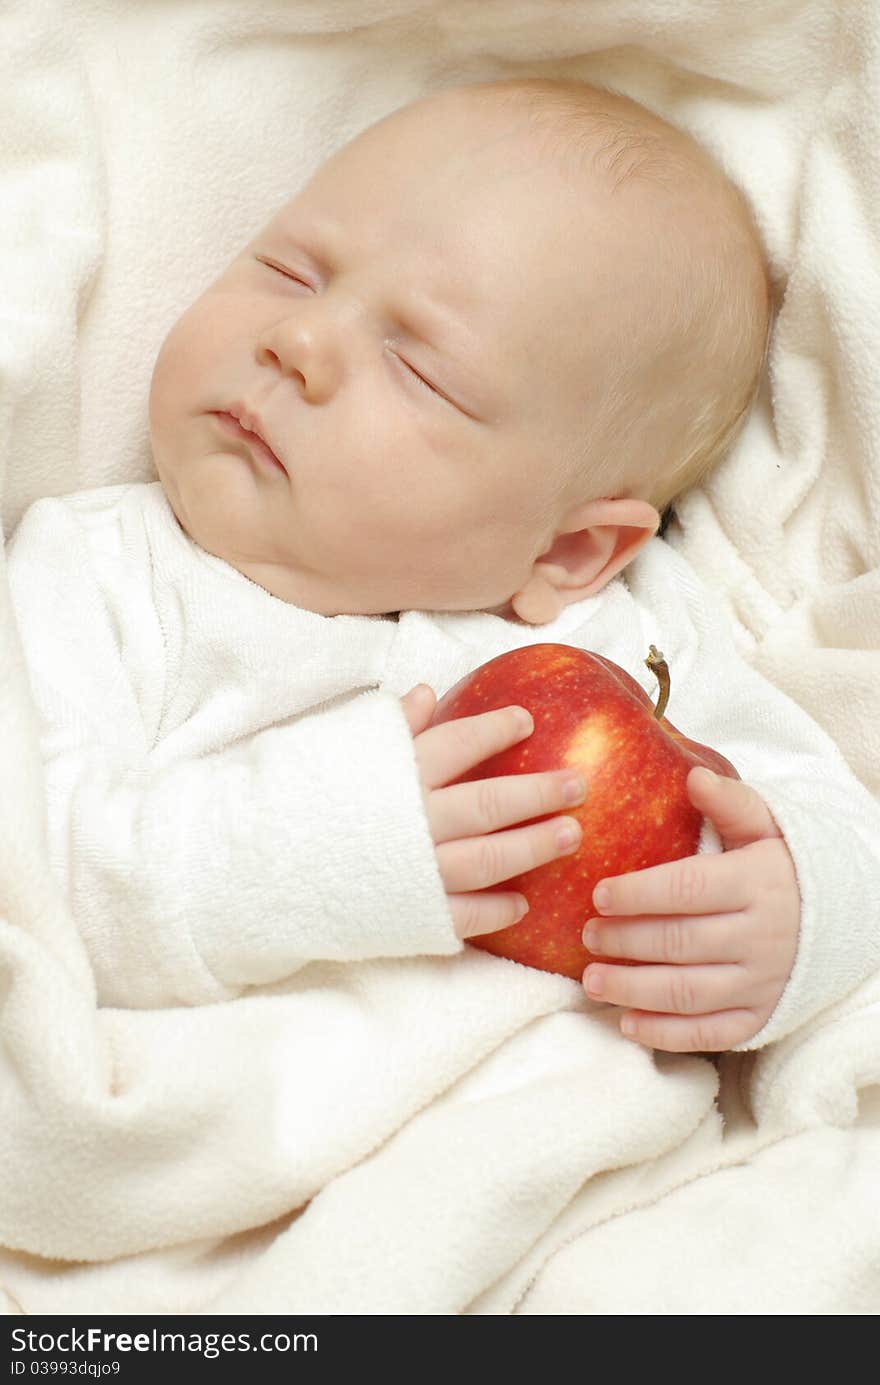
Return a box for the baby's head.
[150,77,771,624]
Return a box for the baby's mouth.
[211,411,287,475]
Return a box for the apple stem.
[645,645,670,720]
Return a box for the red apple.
[428,644,739,981]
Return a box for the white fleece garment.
[3,0,880,1319]
[7,481,880,1050]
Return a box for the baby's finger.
[593,846,757,920]
[399,684,437,737]
[582,913,746,965]
[583,961,753,1017]
[427,768,586,844]
[449,891,530,940]
[436,815,582,895]
[414,705,534,791]
[616,1008,761,1053]
[687,767,781,848]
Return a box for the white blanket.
[2,0,879,1316]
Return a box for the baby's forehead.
[257,86,724,380]
[315,99,634,246]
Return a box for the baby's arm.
[584,544,880,1053]
[39,687,472,1007]
[7,494,582,1011]
[50,684,583,1009]
[7,495,475,1007]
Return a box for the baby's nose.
[256,312,343,402]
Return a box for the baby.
[8,77,880,1057]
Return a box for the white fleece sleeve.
[47,688,462,1008]
[627,544,880,1052]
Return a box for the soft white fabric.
[1,480,879,1318]
[8,482,880,1045]
[2,0,880,1317]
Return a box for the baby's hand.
[400,684,586,942]
[582,768,800,1053]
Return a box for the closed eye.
[255,256,312,289]
[396,355,450,403]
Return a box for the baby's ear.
[510,498,660,625]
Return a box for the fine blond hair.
[444,76,774,520]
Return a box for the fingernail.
[583,928,599,952]
[620,1017,638,1037]
[514,707,533,734]
[593,884,611,911]
[556,820,581,852]
[585,967,604,997]
[513,895,529,922]
[562,774,587,805]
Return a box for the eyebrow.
[283,216,469,346]
[400,290,465,348]
[284,213,341,262]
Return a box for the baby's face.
[149,90,638,617]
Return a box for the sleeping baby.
[7,76,880,1056]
